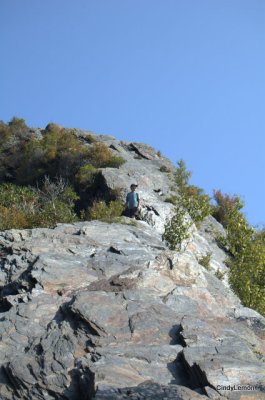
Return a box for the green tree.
[16,127,89,184]
[8,117,28,134]
[162,204,192,251]
[175,159,192,190]
[228,230,265,315]
[213,190,265,315]
[0,118,32,182]
[213,190,253,255]
[173,160,212,224]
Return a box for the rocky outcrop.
[76,131,176,233]
[0,130,264,399]
[0,219,264,400]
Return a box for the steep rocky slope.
[0,129,264,400]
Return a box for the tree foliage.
[86,142,125,168]
[212,190,265,315]
[0,117,126,229]
[172,159,212,224]
[74,164,99,190]
[162,204,192,251]
[88,199,124,221]
[0,181,78,230]
[0,118,33,181]
[16,126,89,184]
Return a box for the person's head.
[130,184,138,192]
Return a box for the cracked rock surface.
[0,219,264,400]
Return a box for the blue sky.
[1,0,264,227]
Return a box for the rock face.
[79,132,176,233]
[0,131,264,400]
[0,220,264,400]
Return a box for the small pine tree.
[162,204,192,251]
[175,159,192,190]
[173,160,212,224]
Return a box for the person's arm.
[137,193,140,209]
[124,193,129,208]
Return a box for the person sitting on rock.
[125,184,140,218]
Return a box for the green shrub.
[162,204,191,251]
[87,142,125,168]
[173,160,212,225]
[8,117,28,133]
[0,206,30,230]
[86,142,113,168]
[16,127,89,184]
[179,186,212,224]
[105,155,126,168]
[15,138,46,183]
[215,269,225,280]
[0,180,78,230]
[41,128,88,177]
[213,190,253,256]
[164,159,211,249]
[0,119,127,227]
[38,175,79,208]
[88,199,124,221]
[198,252,212,270]
[35,201,78,227]
[74,164,98,190]
[45,123,62,133]
[212,190,243,228]
[0,118,33,181]
[0,184,39,230]
[0,119,125,202]
[0,122,11,143]
[226,229,265,315]
[165,195,178,205]
[213,190,265,315]
[0,183,38,211]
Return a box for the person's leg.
[129,207,137,218]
